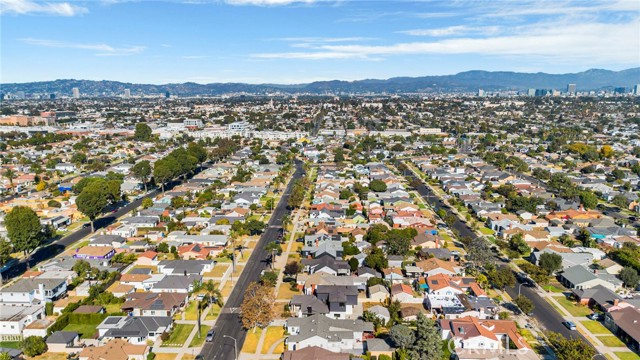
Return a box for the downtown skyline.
[1,0,639,84]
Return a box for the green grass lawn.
[162,324,195,347]
[542,284,565,293]
[104,303,124,314]
[597,335,625,347]
[0,341,22,349]
[479,227,495,235]
[615,352,640,360]
[554,296,592,317]
[183,301,200,321]
[205,304,221,320]
[63,322,100,339]
[580,320,611,335]
[188,325,210,347]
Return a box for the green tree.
[0,237,13,267]
[612,194,629,209]
[141,197,153,209]
[3,168,16,193]
[578,191,598,210]
[487,266,515,289]
[76,188,108,232]
[348,257,359,272]
[5,206,43,255]
[369,179,387,192]
[72,259,91,276]
[539,252,563,274]
[265,241,281,268]
[134,123,153,141]
[509,234,530,255]
[21,336,48,357]
[514,295,534,314]
[409,312,442,360]
[153,158,175,193]
[132,160,152,192]
[389,324,415,350]
[619,266,640,288]
[364,246,388,272]
[546,331,594,360]
[0,352,12,360]
[467,237,493,268]
[156,242,169,253]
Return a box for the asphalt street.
[400,160,595,350]
[1,165,207,280]
[199,160,304,360]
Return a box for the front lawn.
[241,327,262,354]
[183,301,200,321]
[554,296,592,317]
[277,283,300,300]
[204,264,230,278]
[205,304,221,320]
[580,320,610,335]
[479,227,495,235]
[615,352,640,360]
[188,325,210,347]
[597,335,625,347]
[161,324,195,347]
[260,326,285,354]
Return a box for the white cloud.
[398,25,501,37]
[253,19,640,65]
[0,0,88,16]
[20,38,145,56]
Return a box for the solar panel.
[104,318,121,325]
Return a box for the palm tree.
[265,241,281,269]
[203,280,224,306]
[3,168,16,193]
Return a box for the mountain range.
[2,68,639,97]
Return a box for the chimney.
[614,299,619,306]
[435,237,439,249]
[450,255,455,262]
[307,306,312,315]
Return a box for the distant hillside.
[2,68,639,96]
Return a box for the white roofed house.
[0,304,45,338]
[0,278,67,304]
[285,314,374,353]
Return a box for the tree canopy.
[5,206,43,255]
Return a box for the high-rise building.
[477,89,485,97]
[164,91,170,99]
[566,83,576,94]
[49,93,56,100]
[527,88,536,96]
[72,87,80,99]
[634,84,640,95]
[124,89,131,98]
[614,87,626,94]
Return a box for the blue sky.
[1,0,639,84]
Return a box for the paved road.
[1,165,208,280]
[400,159,595,350]
[503,279,588,343]
[199,160,304,360]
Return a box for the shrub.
[22,336,47,357]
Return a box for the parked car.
[588,313,602,320]
[205,329,215,342]
[296,238,304,243]
[564,321,577,330]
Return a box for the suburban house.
[74,246,116,260]
[439,316,530,351]
[559,265,623,291]
[289,295,330,318]
[151,275,202,293]
[121,292,187,317]
[285,314,374,352]
[157,260,214,275]
[281,346,349,360]
[0,304,45,337]
[79,339,148,360]
[604,307,640,352]
[97,316,173,344]
[314,285,359,319]
[46,331,81,353]
[0,278,67,304]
